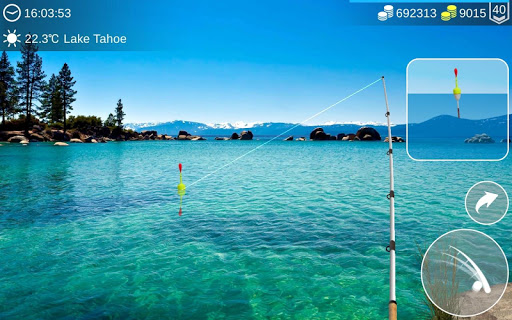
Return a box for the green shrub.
[68,115,103,131]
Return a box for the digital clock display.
[25,8,71,19]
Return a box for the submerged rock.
[384,136,405,143]
[284,136,293,141]
[465,133,495,144]
[342,134,356,141]
[54,142,68,146]
[296,137,306,141]
[70,138,83,143]
[501,138,511,143]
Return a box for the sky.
[4,0,512,125]
[408,59,508,94]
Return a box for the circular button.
[465,181,508,225]
[421,229,509,317]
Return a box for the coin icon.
[378,11,388,21]
[384,5,394,18]
[447,5,457,18]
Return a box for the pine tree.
[104,113,116,127]
[57,63,76,133]
[16,41,46,134]
[115,99,125,127]
[39,74,63,123]
[0,51,16,127]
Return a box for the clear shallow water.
[0,141,511,319]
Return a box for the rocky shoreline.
[0,125,406,144]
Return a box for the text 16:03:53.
[24,8,71,19]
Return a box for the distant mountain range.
[125,115,510,139]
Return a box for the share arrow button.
[466,181,509,225]
[475,192,498,214]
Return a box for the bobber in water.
[453,68,461,118]
[177,163,186,216]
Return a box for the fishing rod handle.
[389,301,397,320]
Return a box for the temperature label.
[25,33,128,45]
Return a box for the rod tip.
[381,76,385,79]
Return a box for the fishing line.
[188,77,383,188]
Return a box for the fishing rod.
[175,77,398,320]
[382,76,397,320]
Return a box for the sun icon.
[3,30,21,48]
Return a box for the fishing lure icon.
[443,246,491,294]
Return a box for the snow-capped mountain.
[124,114,510,139]
[124,119,405,137]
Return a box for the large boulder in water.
[465,133,495,144]
[85,136,98,143]
[52,130,71,141]
[7,135,28,143]
[310,127,324,140]
[29,133,44,142]
[142,130,158,137]
[310,127,331,140]
[0,131,23,141]
[240,131,253,140]
[178,130,191,140]
[355,127,381,141]
[230,132,240,140]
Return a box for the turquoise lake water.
[1,141,511,319]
